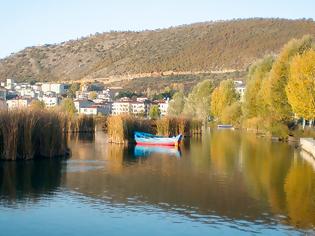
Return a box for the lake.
[0,130,314,235]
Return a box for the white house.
[112,101,131,115]
[41,83,67,95]
[5,79,15,90]
[79,103,111,116]
[73,99,94,113]
[157,99,169,117]
[130,102,146,115]
[79,106,98,115]
[40,92,59,108]
[6,98,32,110]
[234,81,246,101]
[97,89,112,101]
[19,88,36,98]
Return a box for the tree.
[221,102,242,125]
[89,91,97,100]
[243,56,274,118]
[149,105,160,119]
[167,91,185,116]
[286,49,315,120]
[61,98,77,115]
[183,80,214,121]
[67,83,80,98]
[269,35,312,122]
[29,100,45,110]
[256,76,272,118]
[210,79,239,121]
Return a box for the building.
[42,93,59,107]
[79,103,111,116]
[6,98,31,110]
[112,101,131,115]
[97,103,112,115]
[234,81,246,101]
[157,99,169,117]
[235,85,246,101]
[18,88,36,98]
[74,99,94,113]
[5,79,15,90]
[41,83,67,95]
[0,87,7,100]
[97,89,112,101]
[130,102,146,115]
[79,106,98,115]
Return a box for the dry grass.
[107,116,154,144]
[68,115,95,133]
[106,115,203,144]
[156,117,202,136]
[0,110,69,160]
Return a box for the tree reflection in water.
[0,130,314,231]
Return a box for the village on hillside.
[0,79,176,117]
[0,78,246,118]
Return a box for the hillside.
[1,18,315,82]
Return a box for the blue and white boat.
[217,124,234,129]
[134,132,182,146]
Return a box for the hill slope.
[1,18,315,82]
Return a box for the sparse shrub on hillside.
[1,19,315,82]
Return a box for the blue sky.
[1,0,315,58]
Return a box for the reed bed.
[107,116,154,144]
[0,110,69,160]
[156,117,202,137]
[190,119,203,135]
[68,115,95,133]
[106,115,203,144]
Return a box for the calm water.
[0,130,315,235]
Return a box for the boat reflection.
[134,145,181,158]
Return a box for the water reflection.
[65,131,315,231]
[0,159,65,204]
[0,130,315,234]
[134,145,181,158]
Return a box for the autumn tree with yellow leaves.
[269,35,312,122]
[286,49,315,121]
[210,79,240,123]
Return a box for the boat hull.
[134,132,182,147]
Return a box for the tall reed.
[68,115,95,133]
[107,115,154,144]
[156,117,202,137]
[0,110,69,160]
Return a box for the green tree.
[67,83,80,98]
[269,35,312,122]
[61,98,77,115]
[286,49,315,120]
[149,105,161,119]
[210,79,239,121]
[183,80,214,121]
[29,100,45,110]
[167,91,185,116]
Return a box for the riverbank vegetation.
[167,35,315,139]
[106,116,202,144]
[0,110,68,160]
[0,110,96,161]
